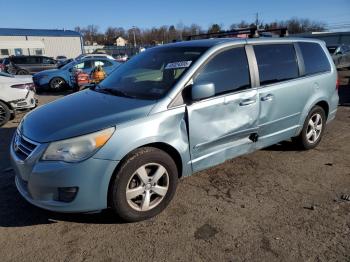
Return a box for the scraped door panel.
[187,89,259,172]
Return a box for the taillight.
[11,83,36,91]
[336,78,339,91]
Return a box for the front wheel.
[17,69,29,75]
[109,147,178,222]
[294,106,326,150]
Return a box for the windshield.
[61,60,77,70]
[0,72,14,78]
[98,46,208,99]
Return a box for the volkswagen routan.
[11,38,338,222]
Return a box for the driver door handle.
[261,94,274,102]
[239,99,256,106]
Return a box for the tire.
[0,101,11,127]
[110,147,178,222]
[294,106,326,150]
[49,77,66,91]
[16,69,29,75]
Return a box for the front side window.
[42,57,55,64]
[298,42,331,76]
[254,44,299,86]
[98,46,208,99]
[93,60,112,67]
[75,60,92,69]
[193,47,251,96]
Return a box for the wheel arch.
[0,99,13,110]
[106,142,184,208]
[315,100,329,119]
[296,97,330,136]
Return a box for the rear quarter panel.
[295,44,338,135]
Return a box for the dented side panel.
[187,89,259,172]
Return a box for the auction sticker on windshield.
[165,61,192,69]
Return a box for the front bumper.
[10,135,119,213]
[9,90,36,110]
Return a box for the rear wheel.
[109,147,178,222]
[0,101,11,127]
[49,77,66,91]
[16,69,29,75]
[294,106,326,150]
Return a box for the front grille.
[13,132,38,160]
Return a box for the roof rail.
[187,27,288,40]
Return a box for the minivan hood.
[20,89,156,143]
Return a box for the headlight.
[42,127,115,162]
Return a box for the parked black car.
[1,55,58,75]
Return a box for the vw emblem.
[14,135,20,152]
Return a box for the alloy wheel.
[126,163,169,212]
[51,78,64,89]
[306,113,323,144]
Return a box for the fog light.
[58,187,78,202]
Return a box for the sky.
[1,0,349,32]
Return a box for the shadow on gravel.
[264,140,301,152]
[36,89,73,97]
[339,84,350,106]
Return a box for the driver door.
[186,46,259,172]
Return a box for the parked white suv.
[0,72,36,126]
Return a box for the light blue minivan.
[11,38,338,222]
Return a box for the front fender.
[94,106,193,177]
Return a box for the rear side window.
[194,47,251,96]
[254,44,299,85]
[13,57,41,64]
[298,42,331,76]
[12,57,26,64]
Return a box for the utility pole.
[255,12,259,29]
[132,26,136,47]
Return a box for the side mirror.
[191,82,215,101]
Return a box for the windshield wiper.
[94,86,135,98]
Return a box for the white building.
[0,28,83,58]
[114,36,128,47]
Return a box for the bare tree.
[73,17,326,46]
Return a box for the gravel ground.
[0,77,349,261]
